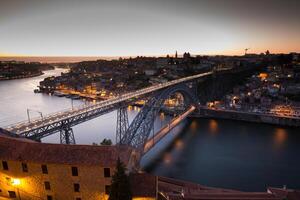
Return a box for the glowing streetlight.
[10,178,22,200]
[11,178,21,186]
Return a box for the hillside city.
[1,52,300,200]
[34,52,300,118]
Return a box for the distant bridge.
[4,71,217,152]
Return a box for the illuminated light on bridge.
[143,106,195,154]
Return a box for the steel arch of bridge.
[119,82,198,150]
[5,71,215,141]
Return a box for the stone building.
[0,134,141,200]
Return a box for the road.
[201,106,300,120]
[143,106,196,154]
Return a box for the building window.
[104,168,110,177]
[2,161,8,170]
[41,165,48,174]
[47,195,53,200]
[22,163,28,172]
[71,166,78,176]
[74,183,80,192]
[8,191,16,198]
[44,181,51,190]
[105,185,111,195]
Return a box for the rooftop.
[0,134,133,167]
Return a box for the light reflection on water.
[273,128,287,147]
[174,138,184,150]
[189,120,198,133]
[1,69,300,191]
[144,119,300,191]
[163,153,172,164]
[209,119,218,134]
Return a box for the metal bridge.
[4,71,213,151]
[143,105,196,154]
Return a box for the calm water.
[144,119,300,191]
[0,69,299,191]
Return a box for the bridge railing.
[6,71,213,131]
[4,102,91,129]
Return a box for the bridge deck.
[143,106,196,154]
[5,72,211,136]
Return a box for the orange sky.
[1,0,299,59]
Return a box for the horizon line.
[1,50,299,63]
[1,52,299,58]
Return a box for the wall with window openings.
[0,160,113,200]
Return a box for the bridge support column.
[116,106,129,144]
[60,127,76,144]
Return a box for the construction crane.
[245,48,250,55]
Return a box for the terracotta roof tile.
[268,187,300,200]
[0,135,133,166]
[287,190,300,200]
[130,173,156,197]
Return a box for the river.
[0,68,299,191]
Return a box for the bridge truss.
[4,72,213,146]
[119,82,198,150]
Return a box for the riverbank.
[1,68,300,191]
[0,71,44,81]
[194,107,300,127]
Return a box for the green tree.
[109,158,132,200]
[100,138,112,145]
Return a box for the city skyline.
[1,0,300,58]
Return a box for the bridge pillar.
[116,106,129,144]
[60,127,76,144]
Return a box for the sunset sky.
[0,0,300,58]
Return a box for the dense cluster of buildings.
[207,53,300,117]
[0,61,54,80]
[38,52,272,99]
